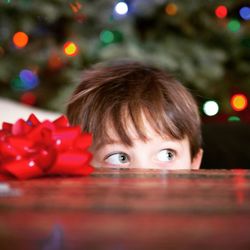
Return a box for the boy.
[66,60,203,170]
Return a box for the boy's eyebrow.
[95,135,169,150]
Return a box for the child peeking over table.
[66,60,203,170]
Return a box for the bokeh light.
[203,100,219,116]
[20,92,37,106]
[13,31,29,48]
[114,2,128,15]
[11,77,23,91]
[215,5,228,19]
[11,70,39,91]
[230,94,248,111]
[100,30,115,44]
[19,69,39,90]
[63,41,79,56]
[69,1,82,13]
[227,19,241,32]
[165,3,178,16]
[228,116,241,122]
[239,6,250,20]
[48,53,63,70]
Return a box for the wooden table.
[0,169,250,250]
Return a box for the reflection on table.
[0,169,250,249]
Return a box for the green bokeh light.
[100,29,123,45]
[100,30,115,44]
[228,116,241,122]
[227,19,241,32]
[11,76,25,91]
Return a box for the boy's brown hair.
[66,60,202,159]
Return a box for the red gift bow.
[0,114,94,180]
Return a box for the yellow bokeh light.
[165,3,178,16]
[230,94,248,111]
[63,41,78,56]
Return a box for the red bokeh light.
[215,5,228,19]
[20,92,37,106]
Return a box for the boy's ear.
[191,149,203,170]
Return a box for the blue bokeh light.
[19,69,39,90]
[239,6,250,20]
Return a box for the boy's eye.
[157,149,175,162]
[105,152,129,165]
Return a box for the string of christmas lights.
[0,1,249,122]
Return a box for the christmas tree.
[0,0,249,122]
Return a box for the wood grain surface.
[0,169,250,250]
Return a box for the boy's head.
[67,60,203,170]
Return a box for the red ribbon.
[0,114,94,180]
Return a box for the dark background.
[0,0,250,168]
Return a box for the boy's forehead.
[93,117,171,151]
[108,115,160,140]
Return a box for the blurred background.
[0,0,250,123]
